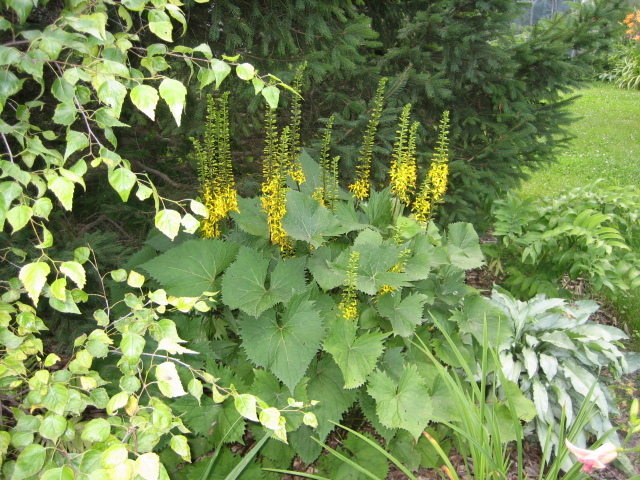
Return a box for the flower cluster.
[623,11,640,40]
[412,111,451,224]
[349,78,387,200]
[193,93,238,238]
[261,109,293,254]
[390,104,419,204]
[339,251,360,321]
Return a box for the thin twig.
[1,132,14,163]
[131,159,186,188]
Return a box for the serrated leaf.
[130,85,159,120]
[81,418,111,443]
[7,204,32,232]
[39,413,67,442]
[64,130,89,160]
[109,167,137,202]
[12,444,46,480]
[0,69,22,102]
[446,222,484,269]
[66,12,108,40]
[323,318,388,389]
[60,261,86,289]
[282,190,343,247]
[211,58,231,88]
[236,63,255,80]
[158,78,187,126]
[136,452,160,480]
[97,78,127,117]
[262,85,280,109]
[140,238,238,296]
[40,466,74,480]
[19,261,50,306]
[240,294,324,392]
[121,332,145,362]
[155,208,182,240]
[49,176,75,211]
[170,435,191,462]
[376,292,429,338]
[156,361,187,397]
[235,394,259,422]
[368,364,432,439]
[222,248,307,317]
[289,356,357,464]
[148,9,172,41]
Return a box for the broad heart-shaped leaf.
[240,293,324,392]
[353,243,411,295]
[108,167,137,202]
[445,222,484,270]
[289,355,358,464]
[323,317,388,389]
[159,78,187,126]
[282,190,344,248]
[130,84,159,120]
[140,238,238,297]
[367,364,433,439]
[19,261,50,306]
[221,247,307,317]
[376,291,429,337]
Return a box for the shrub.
[486,183,640,300]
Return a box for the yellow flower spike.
[193,93,239,238]
[339,251,360,321]
[349,78,388,200]
[412,111,450,224]
[390,105,420,205]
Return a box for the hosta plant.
[487,288,640,467]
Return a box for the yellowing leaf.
[136,452,160,480]
[130,85,159,120]
[19,261,50,306]
[155,208,182,240]
[158,78,187,126]
[156,361,187,397]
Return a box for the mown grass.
[518,82,640,346]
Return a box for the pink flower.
[565,439,618,473]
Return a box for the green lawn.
[519,82,640,197]
[518,82,640,345]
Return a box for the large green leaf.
[19,261,50,306]
[221,248,306,317]
[239,294,324,392]
[282,190,344,247]
[445,222,484,270]
[159,78,186,126]
[289,356,357,464]
[12,443,46,480]
[108,167,137,202]
[130,84,159,120]
[449,295,511,348]
[367,364,433,439]
[376,291,429,337]
[323,317,388,389]
[140,239,238,296]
